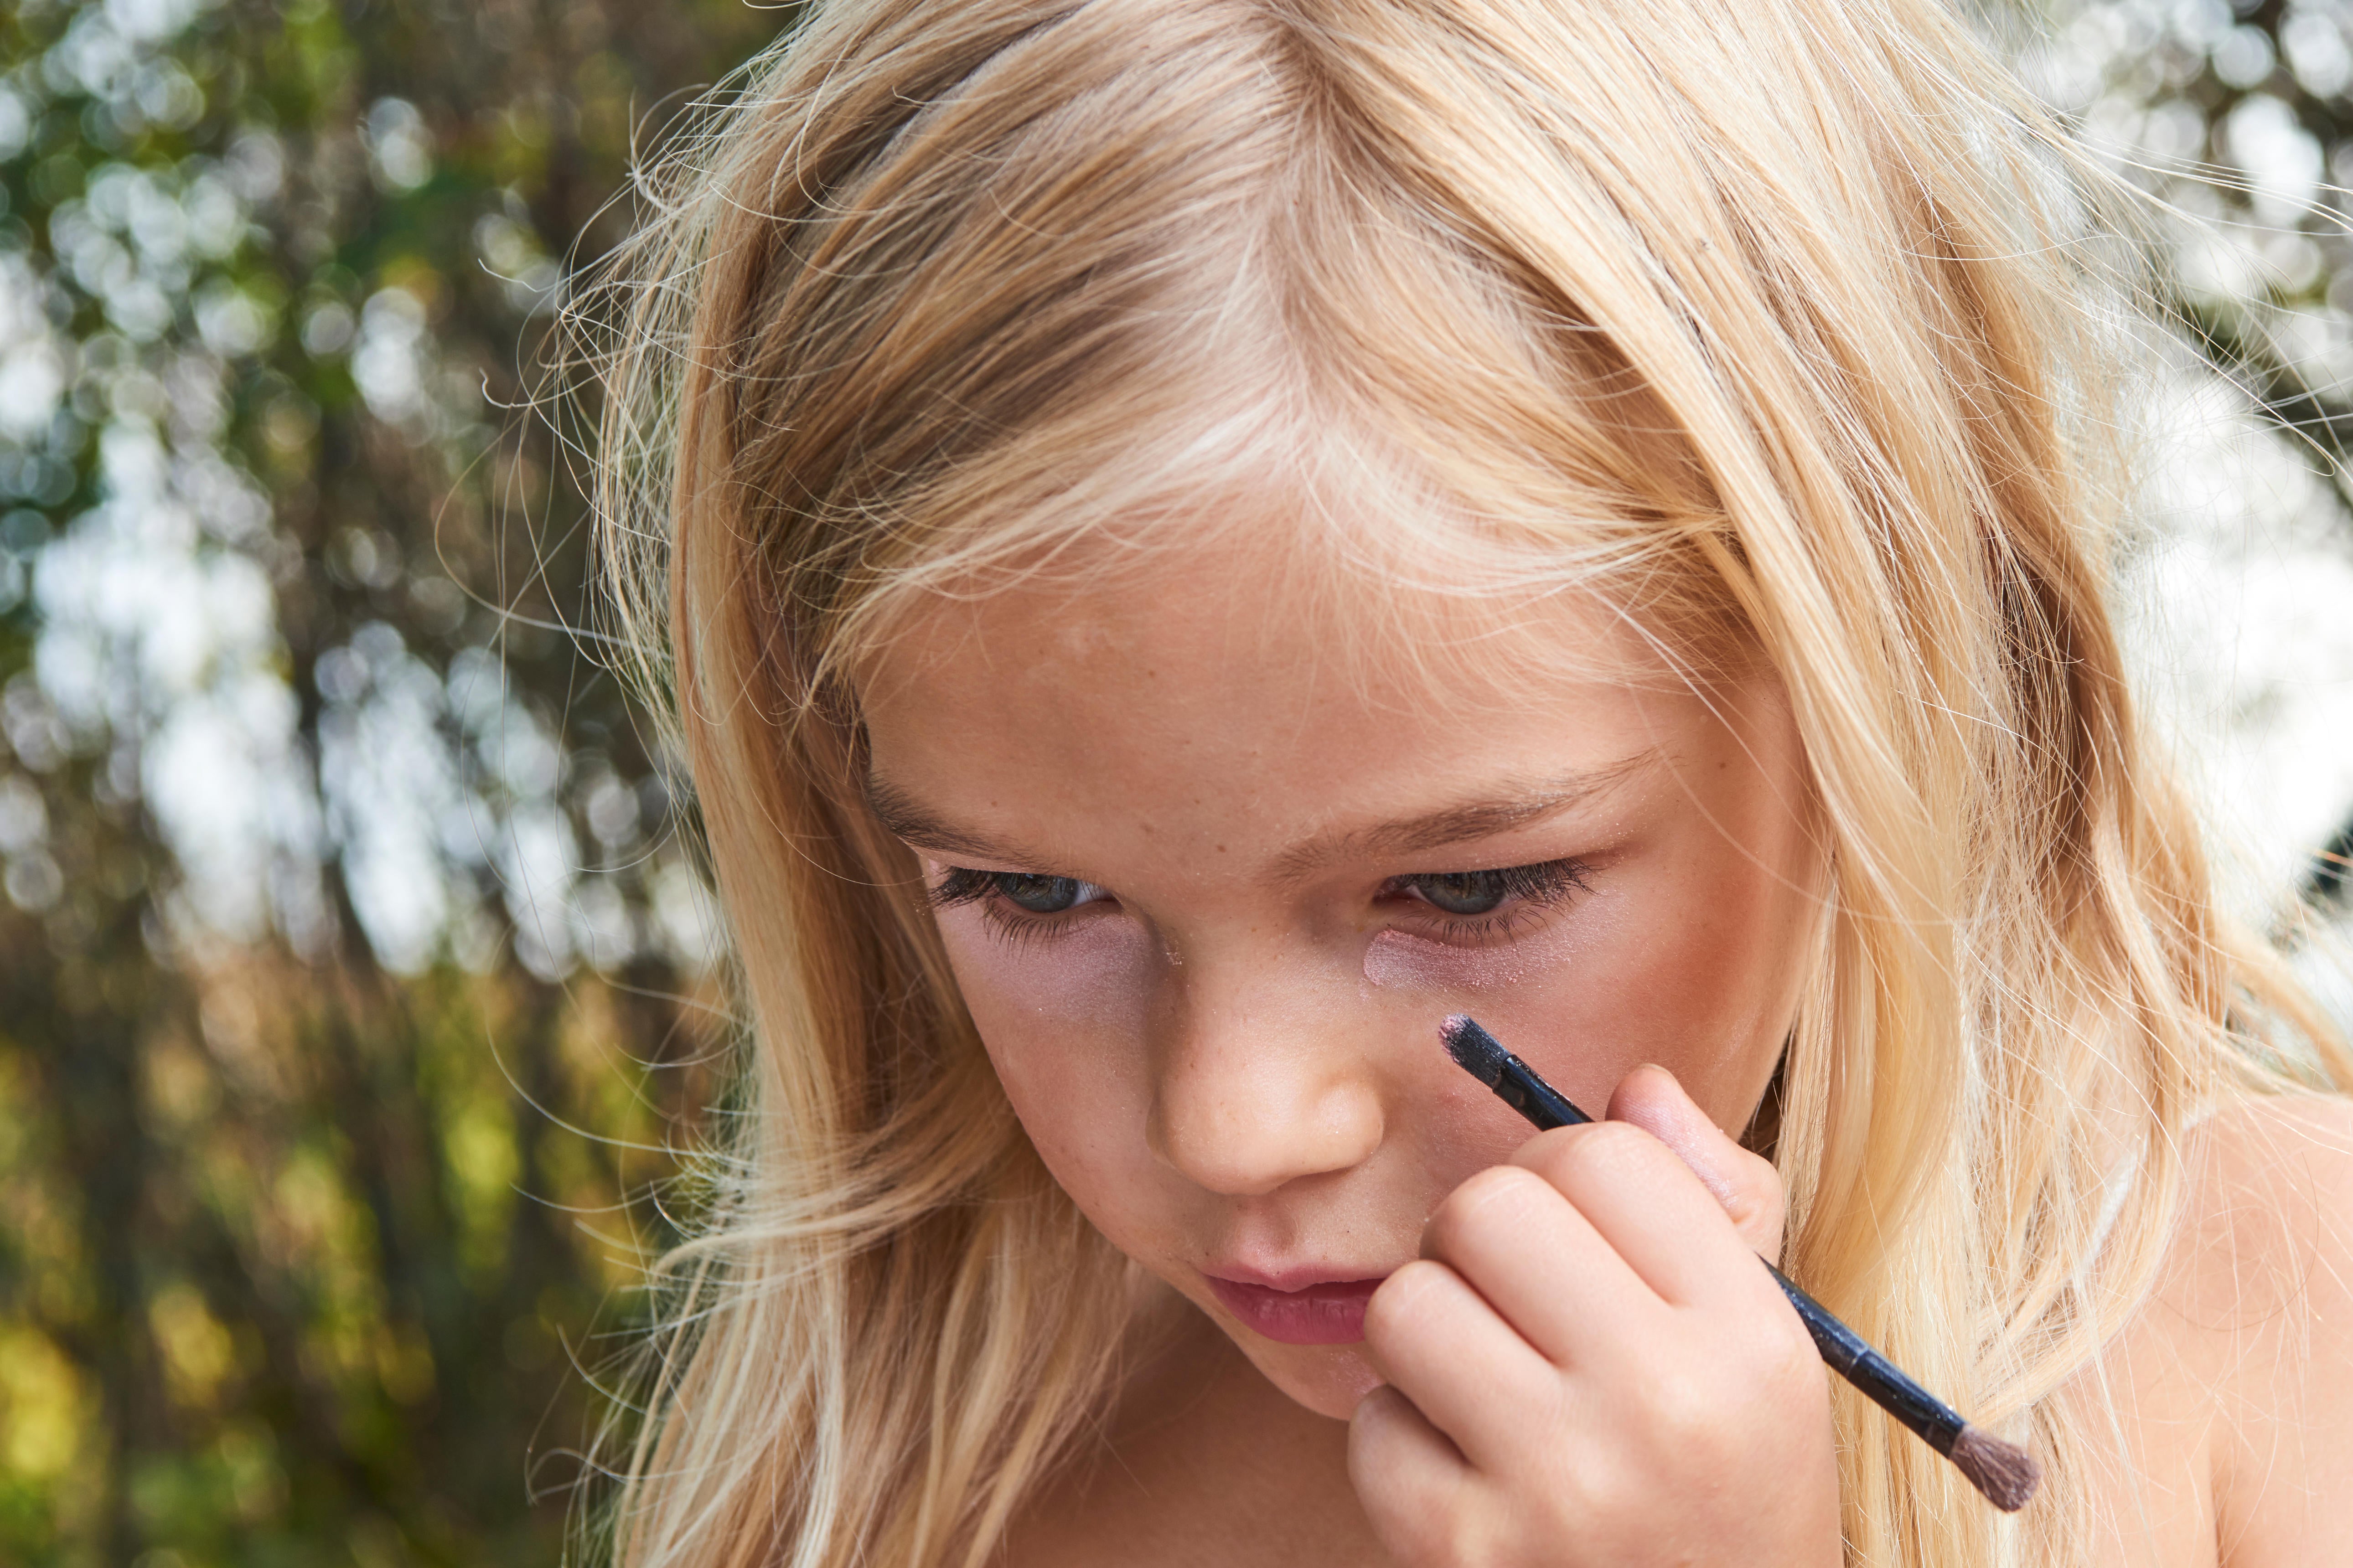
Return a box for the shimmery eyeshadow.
[947,913,1157,1025]
[1361,928,1534,992]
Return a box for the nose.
[1144,943,1386,1196]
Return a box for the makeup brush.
[1438,1015,2041,1513]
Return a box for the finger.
[1606,1063,1788,1260]
[1417,1163,1664,1368]
[1512,1119,1784,1311]
[1348,1385,1484,1565]
[1361,1257,1554,1470]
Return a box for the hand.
[1347,1066,1841,1568]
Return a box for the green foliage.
[0,0,773,1560]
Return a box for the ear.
[1606,1064,1786,1260]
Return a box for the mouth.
[1202,1270,1391,1346]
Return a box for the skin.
[856,537,2353,1568]
[2077,1096,2353,1568]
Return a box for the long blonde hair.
[575,1,2352,1563]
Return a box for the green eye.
[996,874,1098,914]
[1408,870,1511,915]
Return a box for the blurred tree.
[0,0,774,1562]
[2008,0,2353,920]
[2017,0,2353,481]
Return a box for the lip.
[1203,1269,1392,1346]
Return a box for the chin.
[1233,1335,1387,1420]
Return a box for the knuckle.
[1426,1166,1552,1257]
[1348,1382,1412,1448]
[1652,1365,1723,1449]
[1733,1145,1787,1207]
[1554,1432,1643,1527]
[1512,1119,1604,1177]
[1406,1493,1497,1568]
[1351,1417,1475,1567]
[1765,1317,1828,1396]
[1726,1149,1790,1243]
[1540,1119,1659,1188]
[1725,1315,1828,1431]
[1386,1515,1456,1568]
[1652,1371,1754,1482]
[1381,1507,1455,1568]
[1364,1258,1451,1344]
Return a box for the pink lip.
[1203,1270,1391,1345]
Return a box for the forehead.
[856,516,1696,738]
[853,526,1758,870]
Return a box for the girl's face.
[862,544,1825,1419]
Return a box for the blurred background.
[4,0,2353,1563]
[0,0,771,1561]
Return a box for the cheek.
[1357,852,1807,1129]
[936,914,1160,1191]
[1361,903,1641,1119]
[1521,838,1811,1121]
[942,913,1157,1033]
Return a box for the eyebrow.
[1265,750,1659,884]
[864,776,1038,864]
[864,749,1658,879]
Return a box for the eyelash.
[1379,859,1593,942]
[926,858,1594,945]
[928,867,1102,949]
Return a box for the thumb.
[1606,1065,1786,1260]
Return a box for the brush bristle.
[1949,1425,2040,1511]
[1439,1015,1509,1088]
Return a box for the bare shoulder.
[2172,1093,2353,1568]
[2175,1092,2353,1321]
[2073,1093,2353,1568]
[2194,1089,2353,1191]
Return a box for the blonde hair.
[575,1,2353,1563]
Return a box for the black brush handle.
[1486,1049,1596,1133]
[1761,1263,1963,1455]
[1483,1048,1966,1457]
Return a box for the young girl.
[579,0,2353,1562]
